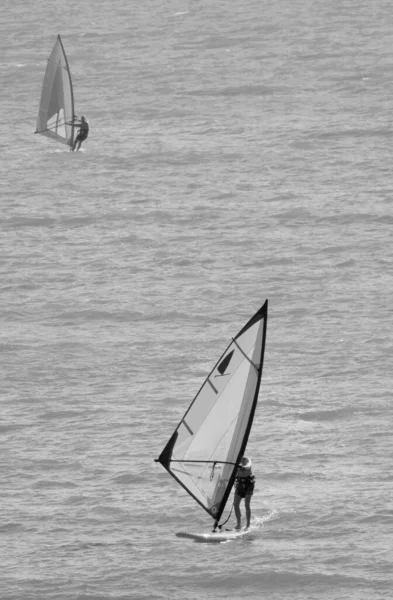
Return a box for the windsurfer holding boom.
[68,115,89,151]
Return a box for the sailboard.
[35,35,75,147]
[155,300,268,536]
[176,528,254,543]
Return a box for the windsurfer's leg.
[244,495,252,529]
[234,494,242,529]
[72,134,80,152]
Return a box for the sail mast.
[57,34,75,147]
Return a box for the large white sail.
[156,301,268,526]
[36,35,75,147]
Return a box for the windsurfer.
[234,456,255,530]
[69,116,89,151]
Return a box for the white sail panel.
[36,35,74,147]
[157,302,268,524]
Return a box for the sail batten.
[156,300,268,525]
[36,35,75,147]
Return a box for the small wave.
[268,257,295,266]
[0,522,25,533]
[60,215,97,227]
[265,470,327,481]
[298,407,354,422]
[62,538,134,552]
[0,342,34,352]
[211,191,236,201]
[317,212,377,225]
[31,458,82,471]
[53,309,144,323]
[33,479,77,489]
[359,511,393,525]
[316,244,351,255]
[3,216,56,229]
[186,84,276,97]
[334,258,357,268]
[310,127,391,140]
[274,207,313,222]
[111,473,143,485]
[0,423,27,433]
[38,410,83,420]
[207,568,368,591]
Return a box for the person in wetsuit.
[69,116,89,152]
[234,456,255,530]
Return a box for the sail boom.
[167,460,239,466]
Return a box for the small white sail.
[156,301,268,526]
[36,35,75,147]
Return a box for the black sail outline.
[155,300,268,526]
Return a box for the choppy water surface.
[0,1,392,599]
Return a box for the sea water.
[0,0,392,598]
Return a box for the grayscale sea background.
[1,0,392,598]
